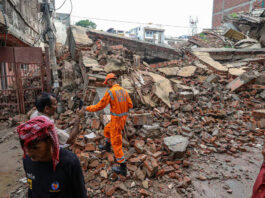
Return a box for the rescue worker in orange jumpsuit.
[85,73,133,176]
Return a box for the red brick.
[183,160,190,167]
[183,176,192,185]
[166,161,175,166]
[91,118,101,130]
[127,164,137,172]
[89,160,99,168]
[138,154,147,162]
[152,151,163,159]
[134,140,145,153]
[163,166,175,174]
[129,157,141,164]
[139,189,151,196]
[103,152,114,163]
[169,172,177,179]
[162,122,171,128]
[176,160,182,165]
[173,164,180,170]
[131,113,153,126]
[143,157,158,177]
[135,168,146,181]
[85,143,96,152]
[79,152,90,162]
[156,168,165,177]
[171,118,178,124]
[105,185,116,196]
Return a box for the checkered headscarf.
[17,116,59,171]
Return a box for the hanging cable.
[55,0,67,11]
[33,14,46,46]
[72,15,206,29]
[57,0,72,20]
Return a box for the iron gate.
[0,47,51,119]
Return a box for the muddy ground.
[0,122,26,198]
[0,121,262,198]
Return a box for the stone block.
[163,135,189,158]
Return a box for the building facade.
[129,25,165,44]
[54,12,70,45]
[212,0,264,28]
[0,0,55,46]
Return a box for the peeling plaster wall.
[0,0,54,46]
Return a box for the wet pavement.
[191,144,262,198]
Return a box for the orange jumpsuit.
[86,84,133,163]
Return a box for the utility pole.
[42,0,59,89]
[189,16,198,36]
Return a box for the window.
[145,31,153,37]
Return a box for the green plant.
[75,20,97,29]
[230,13,238,18]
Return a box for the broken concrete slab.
[235,38,261,49]
[82,56,104,72]
[158,67,179,76]
[255,73,265,85]
[86,28,180,61]
[146,72,174,108]
[121,75,134,94]
[194,61,208,70]
[226,72,257,92]
[163,135,189,158]
[170,79,182,84]
[205,74,220,83]
[104,59,126,73]
[178,91,194,100]
[228,68,246,76]
[70,26,93,46]
[177,66,197,77]
[193,52,228,73]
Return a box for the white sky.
[55,0,213,37]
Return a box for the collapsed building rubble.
[3,8,265,197]
[43,20,265,197]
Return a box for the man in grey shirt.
[30,92,82,146]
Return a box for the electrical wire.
[71,15,206,29]
[33,15,46,46]
[55,0,67,11]
[57,0,72,20]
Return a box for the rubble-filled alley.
[1,7,265,198]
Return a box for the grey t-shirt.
[30,110,69,146]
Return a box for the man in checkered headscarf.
[17,116,59,171]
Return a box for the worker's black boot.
[112,163,127,176]
[99,141,111,152]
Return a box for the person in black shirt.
[17,116,87,198]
